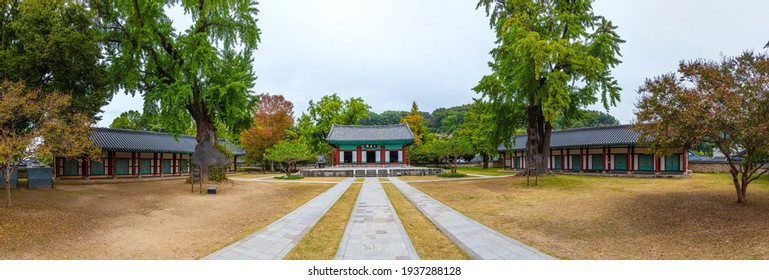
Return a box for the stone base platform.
[300,166,443,177]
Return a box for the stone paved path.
[335,178,419,260]
[205,178,355,260]
[389,177,556,260]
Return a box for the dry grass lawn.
[0,179,330,259]
[410,173,769,259]
[284,183,362,259]
[382,183,470,260]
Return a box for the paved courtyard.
[206,177,555,260]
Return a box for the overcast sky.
[97,0,769,127]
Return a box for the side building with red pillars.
[53,128,245,179]
[499,125,689,175]
[326,123,415,166]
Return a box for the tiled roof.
[90,127,245,156]
[326,123,415,143]
[498,125,646,152]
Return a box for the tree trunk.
[482,153,489,169]
[188,99,218,181]
[526,104,551,176]
[5,162,11,207]
[730,169,746,204]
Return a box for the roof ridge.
[331,123,408,128]
[93,127,197,139]
[552,124,632,133]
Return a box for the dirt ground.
[0,179,330,260]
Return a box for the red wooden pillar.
[131,152,136,176]
[172,154,177,176]
[602,147,607,172]
[82,158,89,179]
[683,148,688,172]
[579,147,584,172]
[379,146,385,165]
[160,153,165,177]
[607,146,612,171]
[356,146,362,166]
[112,152,117,178]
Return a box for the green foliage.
[0,0,112,120]
[297,93,370,154]
[554,109,620,129]
[474,0,624,174]
[428,137,474,174]
[359,110,409,125]
[94,0,260,142]
[265,141,315,177]
[437,173,467,178]
[431,104,471,134]
[458,100,499,167]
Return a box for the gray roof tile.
[326,123,415,143]
[498,125,644,152]
[91,127,245,156]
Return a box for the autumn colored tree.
[0,80,100,207]
[474,0,624,175]
[400,102,427,145]
[297,94,369,155]
[635,51,769,204]
[264,140,314,177]
[240,94,295,166]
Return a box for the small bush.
[437,173,467,178]
[440,165,452,169]
[274,175,304,180]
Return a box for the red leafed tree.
[240,94,295,169]
[634,51,769,204]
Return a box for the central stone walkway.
[205,178,355,260]
[389,177,555,260]
[335,178,419,260]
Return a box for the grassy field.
[409,173,769,259]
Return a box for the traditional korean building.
[326,123,415,166]
[499,125,689,174]
[53,128,245,179]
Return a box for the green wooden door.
[116,159,129,175]
[614,154,627,171]
[140,159,152,174]
[591,154,603,170]
[181,159,189,172]
[515,157,521,169]
[553,156,561,169]
[163,160,171,174]
[90,161,105,175]
[64,159,79,175]
[665,155,680,171]
[638,155,654,171]
[572,155,580,171]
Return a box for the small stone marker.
[207,186,217,194]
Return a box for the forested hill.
[358,105,619,134]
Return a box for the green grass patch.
[274,175,305,180]
[437,173,467,178]
[454,167,506,176]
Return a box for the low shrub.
[437,173,467,178]
[274,175,304,180]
